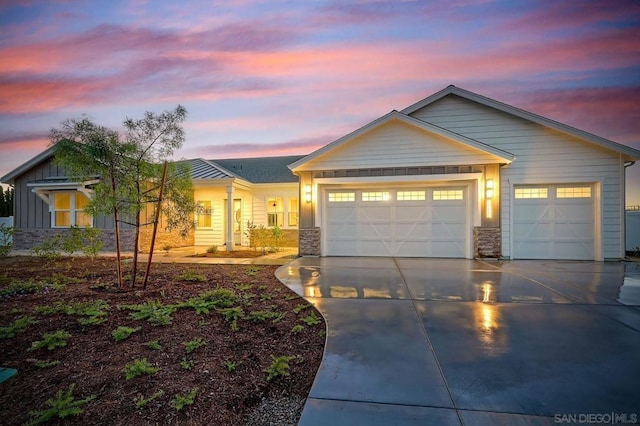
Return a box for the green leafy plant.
[293,303,311,314]
[301,312,321,326]
[224,360,242,372]
[120,300,176,326]
[0,223,15,257]
[27,384,96,425]
[144,340,162,350]
[170,388,198,411]
[291,325,304,334]
[246,266,260,276]
[162,244,173,254]
[200,288,238,308]
[133,390,164,409]
[180,358,194,370]
[58,226,104,257]
[206,245,218,254]
[29,330,71,351]
[220,307,244,331]
[112,326,141,342]
[31,235,63,259]
[0,280,45,298]
[33,359,61,369]
[0,315,36,339]
[264,355,295,381]
[35,300,109,325]
[176,268,207,282]
[183,337,206,354]
[123,358,159,380]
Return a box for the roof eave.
[1,146,55,185]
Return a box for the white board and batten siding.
[411,96,624,260]
[301,119,504,171]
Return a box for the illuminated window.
[53,192,91,228]
[288,198,299,227]
[196,200,212,228]
[433,190,463,200]
[397,191,426,201]
[362,191,390,202]
[515,187,548,199]
[557,187,591,198]
[328,192,355,202]
[268,197,284,227]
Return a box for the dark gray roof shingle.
[187,158,235,179]
[211,155,304,183]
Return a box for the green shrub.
[123,358,159,379]
[112,326,141,342]
[29,330,71,351]
[224,360,241,372]
[143,340,162,350]
[0,315,36,339]
[180,359,194,370]
[183,337,206,354]
[0,223,15,257]
[170,388,198,411]
[27,384,95,425]
[176,269,207,282]
[120,300,176,326]
[206,245,218,254]
[293,303,311,314]
[301,312,321,326]
[264,355,295,381]
[133,390,164,409]
[291,325,304,334]
[31,235,63,259]
[33,359,61,369]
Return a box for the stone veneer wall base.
[473,227,501,259]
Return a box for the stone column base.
[474,227,501,258]
[299,227,320,256]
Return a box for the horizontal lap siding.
[412,96,623,259]
[303,120,500,170]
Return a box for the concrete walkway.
[276,257,640,425]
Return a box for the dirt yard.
[0,256,325,425]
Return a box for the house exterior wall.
[411,95,624,260]
[298,120,504,171]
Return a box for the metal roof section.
[288,110,516,171]
[187,158,236,179]
[213,155,304,183]
[402,85,640,161]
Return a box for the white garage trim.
[318,177,478,258]
[509,181,602,260]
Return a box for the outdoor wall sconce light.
[305,185,312,203]
[485,179,494,199]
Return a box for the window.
[328,192,355,202]
[52,192,91,227]
[515,187,548,199]
[196,200,212,228]
[557,187,591,198]
[267,197,284,227]
[362,191,390,202]
[288,198,299,227]
[433,190,463,200]
[397,191,426,201]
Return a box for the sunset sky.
[1,0,639,204]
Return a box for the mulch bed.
[0,256,325,425]
[189,250,267,258]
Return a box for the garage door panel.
[513,184,595,260]
[325,187,469,258]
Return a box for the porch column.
[226,185,234,251]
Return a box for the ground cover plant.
[0,256,325,425]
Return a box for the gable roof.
[288,110,516,171]
[1,146,55,185]
[213,155,304,183]
[402,85,640,161]
[187,158,235,179]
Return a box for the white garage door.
[513,184,595,260]
[324,187,468,257]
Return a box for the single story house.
[2,85,639,260]
[0,150,303,252]
[290,85,640,261]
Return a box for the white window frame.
[362,191,390,202]
[196,200,213,229]
[556,187,592,198]
[328,192,356,202]
[397,190,426,201]
[433,189,464,200]
[50,191,93,228]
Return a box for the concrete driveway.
[276,258,640,425]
